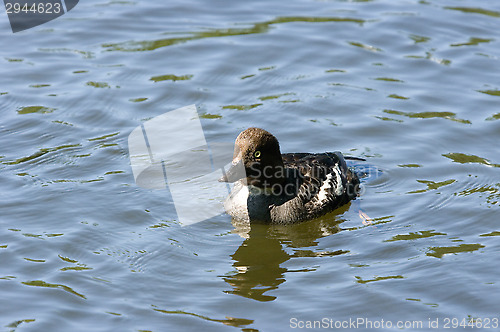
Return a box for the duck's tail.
[344,156,366,162]
[344,157,382,184]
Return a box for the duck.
[219,127,361,224]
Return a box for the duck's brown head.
[219,127,285,187]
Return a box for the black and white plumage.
[219,128,361,224]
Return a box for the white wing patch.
[332,167,344,195]
[317,173,333,203]
[316,167,344,204]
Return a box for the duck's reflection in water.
[221,205,350,302]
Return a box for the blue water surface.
[1,0,499,331]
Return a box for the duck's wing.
[283,152,365,162]
[281,153,312,164]
[270,152,358,223]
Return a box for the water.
[1,0,499,331]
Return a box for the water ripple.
[1,0,500,329]
[21,280,87,299]
[102,16,367,52]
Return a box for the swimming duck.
[219,127,361,224]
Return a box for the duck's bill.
[219,159,246,183]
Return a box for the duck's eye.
[254,151,261,158]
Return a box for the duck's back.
[268,151,360,223]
